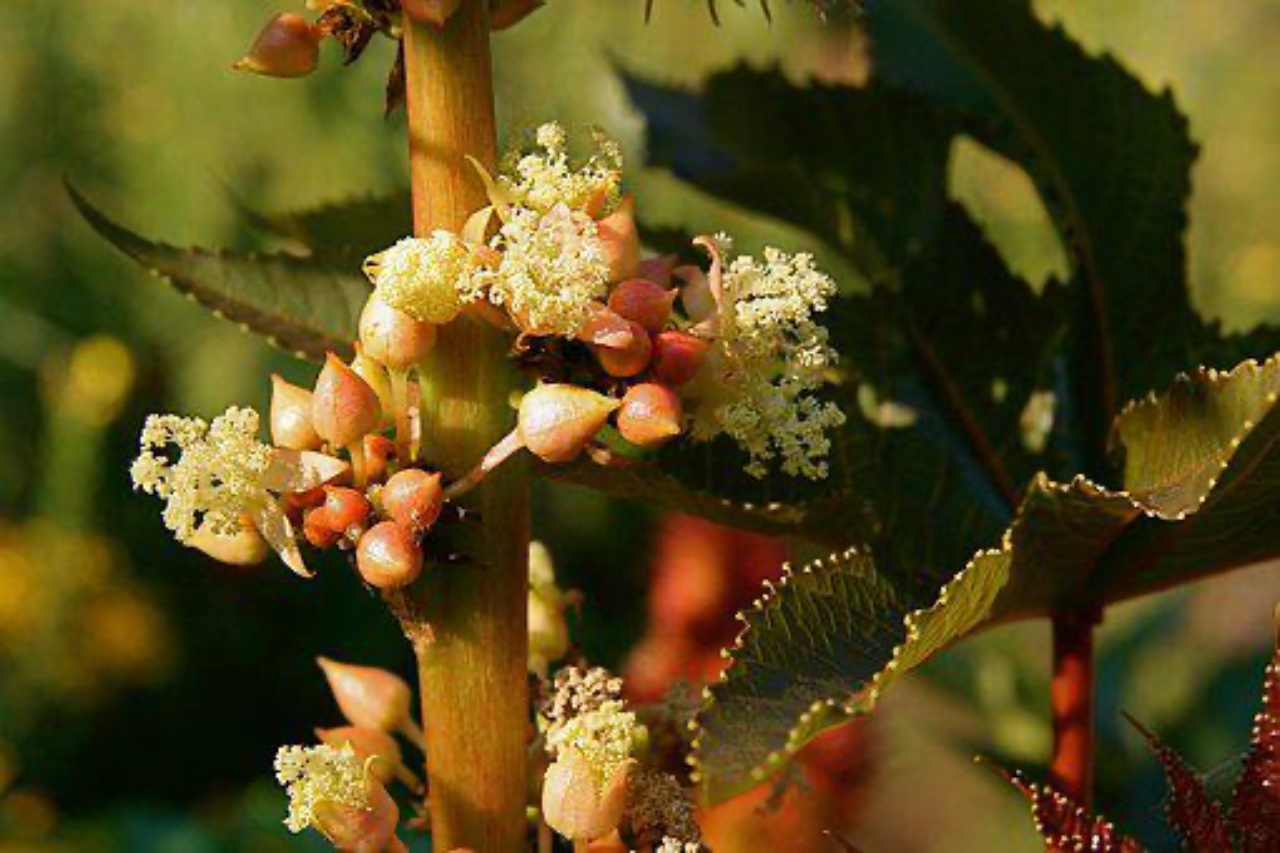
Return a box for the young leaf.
[997,768,1144,852]
[1231,643,1280,851]
[1123,713,1234,851]
[70,185,369,361]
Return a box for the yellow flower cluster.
[480,203,610,336]
[543,666,642,785]
[130,407,273,542]
[499,122,623,215]
[274,743,368,834]
[365,232,484,324]
[692,247,846,480]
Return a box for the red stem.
[1049,610,1098,807]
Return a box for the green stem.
[401,3,530,851]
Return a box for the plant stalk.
[402,4,530,852]
[1048,610,1097,808]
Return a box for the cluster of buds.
[274,657,426,850]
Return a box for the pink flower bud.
[607,280,675,335]
[317,657,415,734]
[542,751,632,842]
[189,518,270,565]
[270,374,322,451]
[313,777,403,852]
[359,294,437,371]
[518,385,620,464]
[356,522,424,590]
[594,321,652,378]
[233,14,322,79]
[597,197,640,283]
[617,383,683,448]
[314,726,402,784]
[577,303,637,351]
[313,353,383,450]
[381,469,444,533]
[650,331,710,387]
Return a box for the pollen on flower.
[274,743,369,834]
[499,122,623,215]
[480,204,610,336]
[543,666,642,785]
[130,407,273,543]
[365,232,484,325]
[689,247,846,480]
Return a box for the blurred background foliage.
[1,0,1278,850]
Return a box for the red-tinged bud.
[313,353,383,450]
[594,321,652,378]
[189,519,270,565]
[270,374,322,451]
[356,522,424,590]
[284,486,327,524]
[598,196,640,283]
[518,385,620,464]
[315,726,402,784]
[359,293,437,371]
[542,751,632,842]
[302,487,369,549]
[577,303,637,351]
[637,254,677,287]
[363,434,396,484]
[313,778,402,852]
[317,657,415,734]
[608,279,675,335]
[651,331,710,386]
[617,383,683,448]
[382,469,444,533]
[233,14,321,79]
[303,508,340,549]
[402,0,462,26]
[491,0,545,30]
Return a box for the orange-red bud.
[617,383,683,448]
[233,13,321,79]
[317,656,415,733]
[356,522,424,590]
[651,331,710,387]
[518,385,620,464]
[597,197,640,283]
[577,303,637,351]
[594,321,652,378]
[608,279,675,335]
[270,374,322,450]
[302,486,369,549]
[381,469,444,533]
[359,294,436,371]
[313,353,383,449]
[363,434,396,484]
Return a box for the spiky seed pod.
[597,196,640,283]
[617,383,683,448]
[316,657,415,734]
[233,13,322,78]
[608,279,676,334]
[518,385,620,463]
[381,469,444,533]
[651,331,710,387]
[356,521,424,590]
[359,293,437,371]
[313,353,383,450]
[594,321,652,378]
[270,374,322,451]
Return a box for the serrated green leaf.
[70,185,370,361]
[238,190,412,265]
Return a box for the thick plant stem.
[402,4,530,852]
[1049,611,1097,808]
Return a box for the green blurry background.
[1,1,1278,850]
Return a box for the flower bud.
[597,197,640,283]
[233,13,322,79]
[313,353,383,449]
[637,255,677,288]
[650,331,710,387]
[382,469,444,533]
[314,726,402,784]
[313,778,402,852]
[359,293,437,371]
[363,434,397,484]
[594,321,651,378]
[577,303,637,351]
[317,657,415,734]
[518,385,620,464]
[542,751,632,842]
[617,384,683,448]
[608,280,675,335]
[304,486,372,548]
[356,522,424,590]
[270,374,322,451]
[189,518,270,565]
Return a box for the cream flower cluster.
[274,743,369,834]
[692,247,846,480]
[543,666,641,784]
[365,231,484,325]
[499,122,623,215]
[130,407,273,542]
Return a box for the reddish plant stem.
[1049,610,1099,808]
